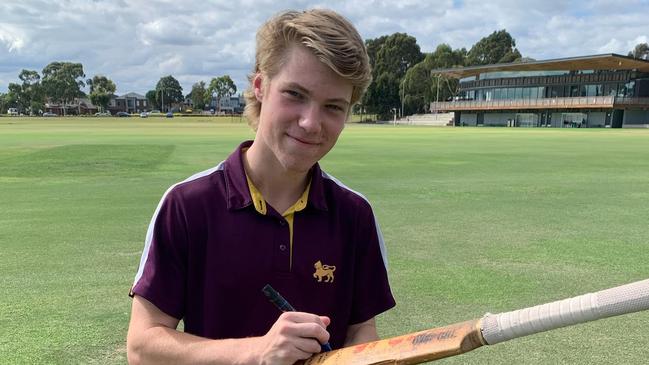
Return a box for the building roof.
[432,53,649,79]
[117,92,146,99]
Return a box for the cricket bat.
[302,278,649,364]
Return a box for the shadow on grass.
[0,144,175,177]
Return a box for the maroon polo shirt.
[131,140,395,349]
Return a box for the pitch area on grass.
[1,117,648,364]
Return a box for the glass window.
[585,84,598,97]
[515,88,523,99]
[523,87,532,99]
[624,81,635,97]
[636,79,649,97]
[570,85,579,97]
[538,87,545,99]
[507,88,515,99]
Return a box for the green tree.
[6,69,45,115]
[400,63,429,114]
[628,43,649,59]
[0,93,6,114]
[207,75,237,112]
[6,83,24,113]
[401,44,464,114]
[145,90,158,110]
[41,62,86,115]
[190,81,207,111]
[358,35,389,120]
[365,35,389,69]
[466,30,521,66]
[155,75,183,112]
[427,44,466,68]
[88,75,116,112]
[364,33,424,120]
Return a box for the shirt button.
[279,220,286,226]
[279,244,287,251]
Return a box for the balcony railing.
[615,97,649,106]
[430,96,649,112]
[430,96,618,111]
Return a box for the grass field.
[1,117,648,364]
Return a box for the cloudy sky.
[1,0,647,96]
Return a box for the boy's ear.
[253,74,264,102]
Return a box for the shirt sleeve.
[130,188,188,320]
[349,203,396,325]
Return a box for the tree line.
[143,75,237,113]
[0,62,237,115]
[361,32,649,120]
[359,30,525,120]
[2,34,647,118]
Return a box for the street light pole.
[401,80,405,119]
[436,74,440,104]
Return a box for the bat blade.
[302,320,484,365]
[303,278,649,364]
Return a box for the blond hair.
[243,9,371,129]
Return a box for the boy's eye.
[327,104,345,113]
[284,90,303,99]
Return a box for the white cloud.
[0,24,26,52]
[0,0,648,96]
[598,38,624,54]
[159,54,184,73]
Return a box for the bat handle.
[481,278,649,345]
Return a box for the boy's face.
[253,45,353,174]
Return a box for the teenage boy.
[127,9,395,365]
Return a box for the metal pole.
[401,81,405,118]
[436,74,440,106]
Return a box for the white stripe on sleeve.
[132,162,225,287]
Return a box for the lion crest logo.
[313,260,336,283]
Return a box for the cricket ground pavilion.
[430,54,649,128]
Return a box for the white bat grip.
[481,279,649,345]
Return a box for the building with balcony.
[208,94,245,114]
[110,92,149,114]
[430,54,649,128]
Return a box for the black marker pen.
[262,284,333,352]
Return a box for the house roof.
[45,97,97,108]
[78,98,97,108]
[431,53,649,79]
[117,92,146,99]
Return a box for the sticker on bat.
[412,329,456,345]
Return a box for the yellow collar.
[246,175,311,216]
